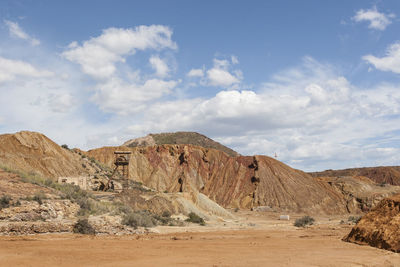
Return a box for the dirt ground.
[0,211,399,267]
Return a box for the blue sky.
[1,0,400,171]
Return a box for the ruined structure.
[109,151,131,190]
[57,176,88,190]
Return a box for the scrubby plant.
[185,212,205,225]
[0,195,11,209]
[294,216,315,227]
[348,215,362,224]
[61,144,69,150]
[33,192,46,205]
[122,210,158,229]
[73,218,95,235]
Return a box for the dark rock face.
[343,194,400,253]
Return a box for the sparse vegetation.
[33,192,46,205]
[122,210,158,229]
[126,132,239,157]
[61,144,69,150]
[348,215,362,224]
[0,195,11,210]
[294,216,315,227]
[73,218,95,235]
[185,212,205,225]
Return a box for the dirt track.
[0,225,398,267]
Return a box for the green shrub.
[73,219,95,235]
[186,212,205,225]
[294,216,315,227]
[61,144,69,150]
[348,215,362,224]
[122,211,158,229]
[0,195,11,209]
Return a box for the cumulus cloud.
[4,20,40,46]
[62,25,177,79]
[352,6,395,30]
[91,77,178,115]
[0,57,53,83]
[208,58,242,88]
[187,56,242,88]
[122,57,400,171]
[187,68,204,77]
[149,55,169,77]
[363,42,400,74]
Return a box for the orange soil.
[0,226,398,267]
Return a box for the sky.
[0,0,400,171]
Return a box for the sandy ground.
[0,211,399,267]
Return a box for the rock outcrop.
[316,176,400,213]
[310,166,400,186]
[88,144,349,214]
[343,194,400,252]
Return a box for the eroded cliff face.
[0,131,86,178]
[343,194,400,252]
[87,144,350,214]
[0,131,111,189]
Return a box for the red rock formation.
[87,144,349,214]
[343,194,400,252]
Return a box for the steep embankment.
[310,166,400,186]
[343,194,400,252]
[123,132,239,157]
[0,131,86,178]
[88,144,348,214]
[316,176,400,213]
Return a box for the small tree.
[61,144,69,149]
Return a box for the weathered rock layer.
[343,194,400,252]
[88,144,349,214]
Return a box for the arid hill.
[0,131,88,178]
[88,144,352,214]
[343,194,400,252]
[1,131,399,217]
[310,166,400,186]
[123,132,239,157]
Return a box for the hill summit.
[122,132,239,157]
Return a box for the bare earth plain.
[0,211,398,267]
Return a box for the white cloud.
[352,6,395,30]
[149,55,169,77]
[4,20,40,46]
[363,42,400,74]
[47,93,75,113]
[0,57,53,83]
[91,77,178,115]
[62,25,177,80]
[206,57,242,88]
[207,68,240,87]
[122,57,400,171]
[187,68,204,77]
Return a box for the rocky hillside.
[310,166,400,186]
[343,194,400,252]
[0,131,99,179]
[88,144,352,214]
[316,176,400,213]
[123,132,239,157]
